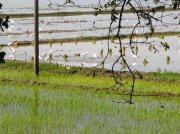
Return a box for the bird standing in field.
[131,52,138,58]
[39,50,55,62]
[81,52,89,60]
[7,41,14,46]
[7,47,15,53]
[93,53,97,58]
[131,49,139,67]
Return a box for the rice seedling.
[31,56,34,62]
[31,41,34,46]
[100,61,105,69]
[100,49,103,57]
[92,37,96,44]
[122,46,126,56]
[111,35,115,43]
[109,48,112,56]
[142,58,148,66]
[161,42,169,51]
[0,62,180,133]
[158,35,165,39]
[13,41,18,48]
[0,83,179,134]
[134,45,138,54]
[74,53,80,57]
[157,68,161,73]
[63,54,68,61]
[166,56,171,65]
[49,54,53,61]
[148,44,153,52]
[120,61,126,69]
[60,40,63,46]
[49,39,53,47]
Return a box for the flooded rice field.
[0,11,180,44]
[1,35,180,72]
[1,0,174,14]
[0,0,180,72]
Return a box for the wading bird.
[135,29,139,35]
[93,53,97,58]
[7,47,16,60]
[74,35,77,38]
[39,50,55,61]
[30,33,34,38]
[8,25,14,32]
[9,55,15,60]
[7,47,15,53]
[7,41,13,46]
[10,19,15,23]
[132,53,138,58]
[81,52,89,60]
[132,62,137,66]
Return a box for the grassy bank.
[1,7,180,18]
[0,31,180,47]
[0,60,180,95]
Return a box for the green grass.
[0,60,180,95]
[0,84,179,134]
[0,61,180,133]
[145,71,180,80]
